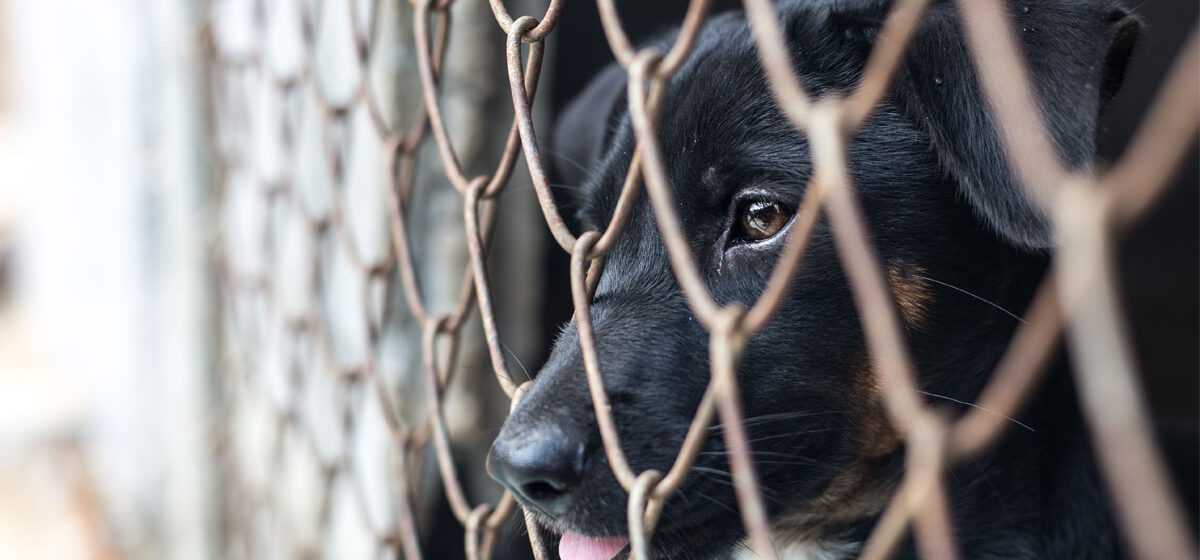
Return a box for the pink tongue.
[558,531,629,560]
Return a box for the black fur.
[489,1,1161,558]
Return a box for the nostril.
[522,480,566,502]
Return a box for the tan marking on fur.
[771,362,900,544]
[887,264,933,326]
[770,454,893,544]
[855,398,901,458]
[852,361,902,459]
[770,267,931,543]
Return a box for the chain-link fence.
[207,0,1199,558]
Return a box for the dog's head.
[488,1,1139,558]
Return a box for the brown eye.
[736,200,791,242]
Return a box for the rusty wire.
[207,0,1200,558]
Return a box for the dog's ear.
[551,62,628,190]
[1099,6,1142,108]
[841,1,1142,250]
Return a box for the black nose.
[487,422,586,516]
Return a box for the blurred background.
[0,1,1193,559]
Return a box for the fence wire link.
[207,0,1199,558]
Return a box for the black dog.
[487,1,1150,558]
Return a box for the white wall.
[0,0,213,557]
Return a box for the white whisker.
[919,389,1036,432]
[915,273,1028,324]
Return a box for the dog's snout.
[487,422,586,516]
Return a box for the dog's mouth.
[558,531,630,560]
[525,500,738,560]
[523,511,631,560]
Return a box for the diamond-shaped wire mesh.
[207,0,1199,558]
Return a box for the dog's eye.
[735,199,790,242]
